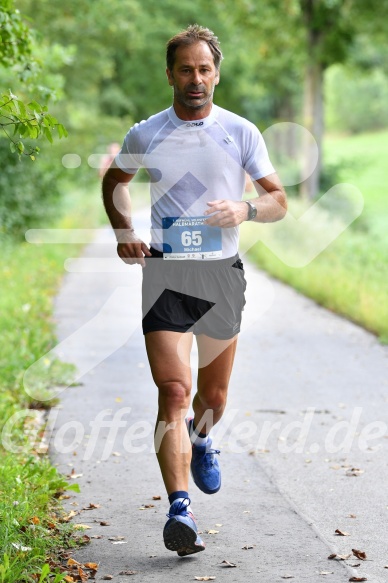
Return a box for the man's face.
[166,41,220,111]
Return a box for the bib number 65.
[181,230,202,246]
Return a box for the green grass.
[242,128,388,343]
[0,186,100,581]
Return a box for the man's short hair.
[166,24,223,71]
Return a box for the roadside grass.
[241,129,388,343]
[0,186,100,581]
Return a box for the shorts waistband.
[148,247,240,269]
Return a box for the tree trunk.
[300,57,324,200]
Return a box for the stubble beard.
[173,83,215,111]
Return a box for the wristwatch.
[245,200,257,221]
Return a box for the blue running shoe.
[163,498,205,556]
[186,418,221,495]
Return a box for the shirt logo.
[186,121,204,127]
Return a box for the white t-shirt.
[115,104,275,259]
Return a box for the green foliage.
[0,139,66,240]
[0,90,67,158]
[325,64,388,133]
[0,0,67,155]
[241,128,388,343]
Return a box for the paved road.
[50,211,388,582]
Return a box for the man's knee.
[158,380,191,411]
[198,386,227,412]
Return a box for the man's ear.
[215,68,220,86]
[166,68,174,86]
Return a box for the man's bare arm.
[204,172,287,227]
[102,165,151,266]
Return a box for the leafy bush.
[0,139,66,240]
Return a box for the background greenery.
[1,0,388,578]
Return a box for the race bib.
[162,216,222,260]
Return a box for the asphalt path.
[49,210,388,582]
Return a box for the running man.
[102,24,287,556]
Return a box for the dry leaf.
[152,495,161,500]
[220,560,236,568]
[30,516,40,525]
[352,549,367,560]
[84,563,98,570]
[90,535,103,539]
[242,545,254,550]
[112,451,121,457]
[349,514,357,518]
[207,530,219,534]
[194,578,216,581]
[215,524,222,527]
[335,529,350,536]
[328,553,351,560]
[64,577,75,583]
[346,468,365,477]
[83,503,101,510]
[108,536,126,541]
[349,578,367,582]
[77,567,88,582]
[350,563,360,568]
[100,521,110,526]
[281,576,294,579]
[63,510,78,522]
[319,572,334,575]
[69,473,83,479]
[67,558,81,567]
[119,571,138,576]
[101,576,113,581]
[74,524,92,530]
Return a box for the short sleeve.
[243,126,275,180]
[114,125,143,174]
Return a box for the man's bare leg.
[145,330,193,495]
[192,334,238,435]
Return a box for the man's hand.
[204,200,248,227]
[117,232,152,267]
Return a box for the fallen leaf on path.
[328,553,351,560]
[100,521,110,526]
[215,524,222,527]
[77,567,88,582]
[352,549,367,560]
[206,530,219,534]
[349,577,367,582]
[242,545,254,550]
[319,572,334,575]
[220,560,236,568]
[152,495,161,500]
[281,576,294,579]
[335,529,350,536]
[84,563,98,570]
[346,468,365,477]
[67,558,81,567]
[138,504,155,510]
[74,524,92,530]
[90,535,103,539]
[83,503,101,510]
[64,577,75,583]
[349,514,357,518]
[194,578,216,581]
[101,576,113,581]
[119,571,138,575]
[350,563,360,568]
[63,510,78,522]
[108,536,126,541]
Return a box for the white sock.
[171,497,192,514]
[190,420,210,447]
